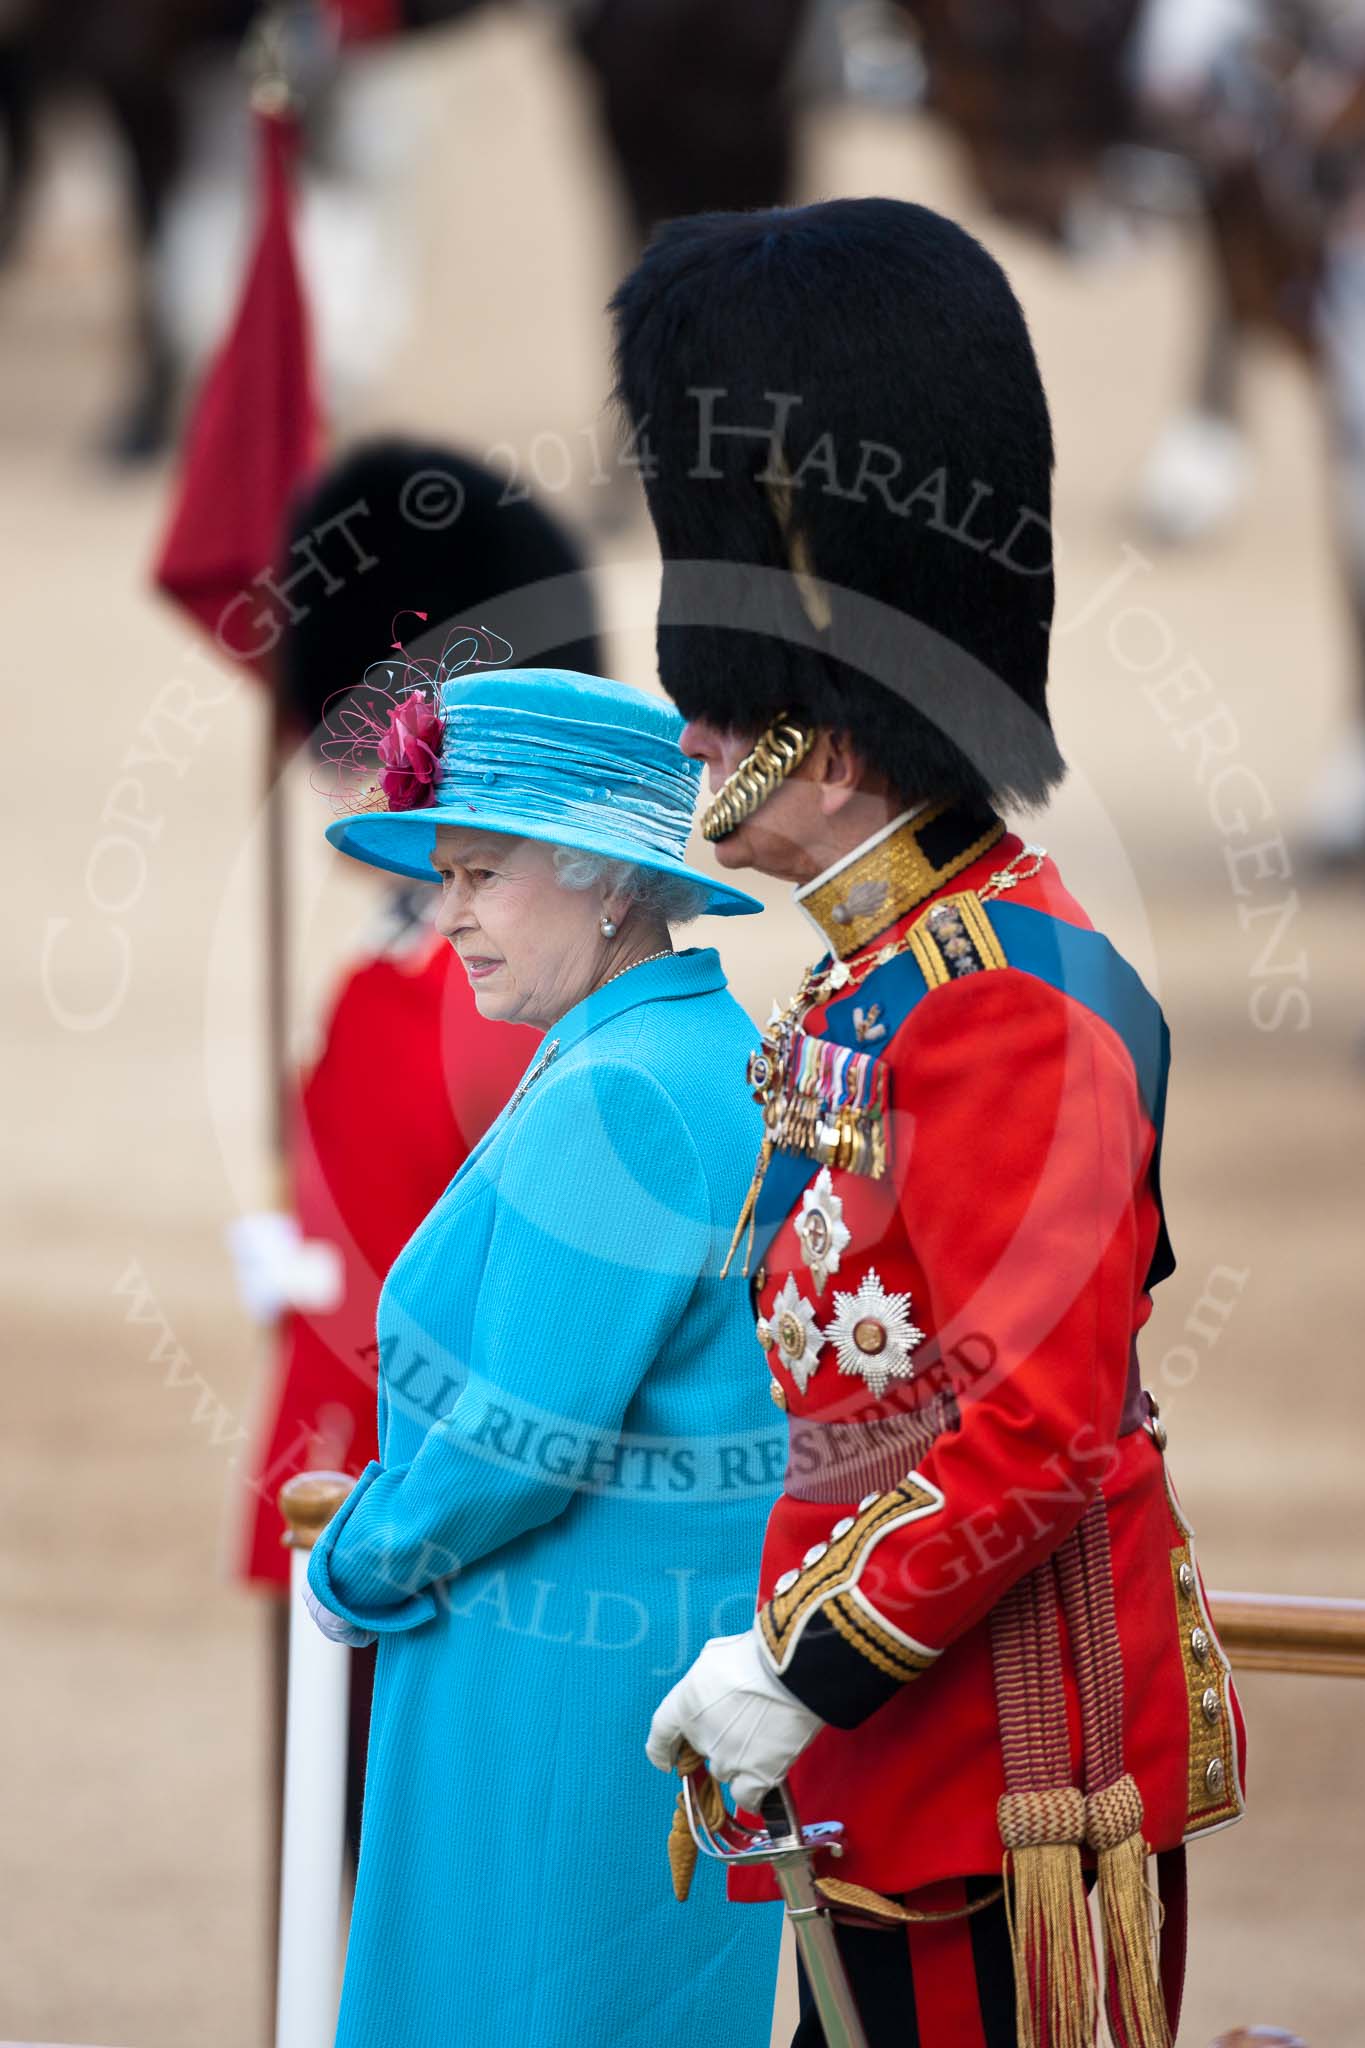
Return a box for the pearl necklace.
[600,947,674,991]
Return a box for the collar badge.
[831,878,889,927]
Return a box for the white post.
[275,1472,355,2048]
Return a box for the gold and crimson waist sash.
[777,1376,1174,2047]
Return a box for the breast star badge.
[826,1268,925,1398]
[768,1274,826,1394]
[796,1168,852,1294]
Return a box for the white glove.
[646,1628,824,1813]
[303,1578,376,1650]
[226,1212,344,1324]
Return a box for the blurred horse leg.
[1301,225,1365,863]
[572,0,809,243]
[1134,187,1256,543]
[0,31,40,265]
[95,64,183,459]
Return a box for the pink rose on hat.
[377,692,444,811]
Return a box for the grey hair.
[551,845,708,926]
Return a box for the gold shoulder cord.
[721,843,1047,1278]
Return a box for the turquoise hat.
[324,667,762,917]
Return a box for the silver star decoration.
[826,1267,925,1398]
[770,1274,826,1394]
[797,1168,852,1294]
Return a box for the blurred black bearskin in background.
[281,438,602,748]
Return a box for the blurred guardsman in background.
[613,198,1247,2048]
[230,435,600,1859]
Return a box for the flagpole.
[250,23,302,1194]
[246,27,314,2038]
[263,613,294,2047]
[264,653,292,1191]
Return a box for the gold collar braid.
[796,800,1005,959]
[699,716,815,842]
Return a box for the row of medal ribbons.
[765,1026,888,1179]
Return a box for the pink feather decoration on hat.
[316,622,513,815]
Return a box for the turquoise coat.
[309,948,783,2048]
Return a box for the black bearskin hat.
[610,198,1064,809]
[279,438,602,749]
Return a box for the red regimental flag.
[152,105,322,669]
[325,0,403,42]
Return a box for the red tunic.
[235,898,535,1588]
[730,824,1246,1900]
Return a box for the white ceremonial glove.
[646,1628,824,1813]
[226,1212,344,1325]
[303,1578,377,1651]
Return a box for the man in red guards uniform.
[612,201,1246,2048]
[231,438,601,1859]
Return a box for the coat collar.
[454,948,727,1181]
[794,799,1004,959]
[549,945,727,1059]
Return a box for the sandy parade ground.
[2,12,1363,2046]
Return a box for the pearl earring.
[600,916,618,939]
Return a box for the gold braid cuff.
[699,716,815,842]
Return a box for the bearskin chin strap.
[698,715,815,842]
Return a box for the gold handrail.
[1207,1591,1365,1678]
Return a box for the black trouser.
[791,1877,1017,2048]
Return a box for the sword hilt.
[759,1782,803,1846]
[678,1767,846,1869]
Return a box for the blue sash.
[749,901,1174,1289]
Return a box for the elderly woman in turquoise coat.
[305,665,783,2048]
